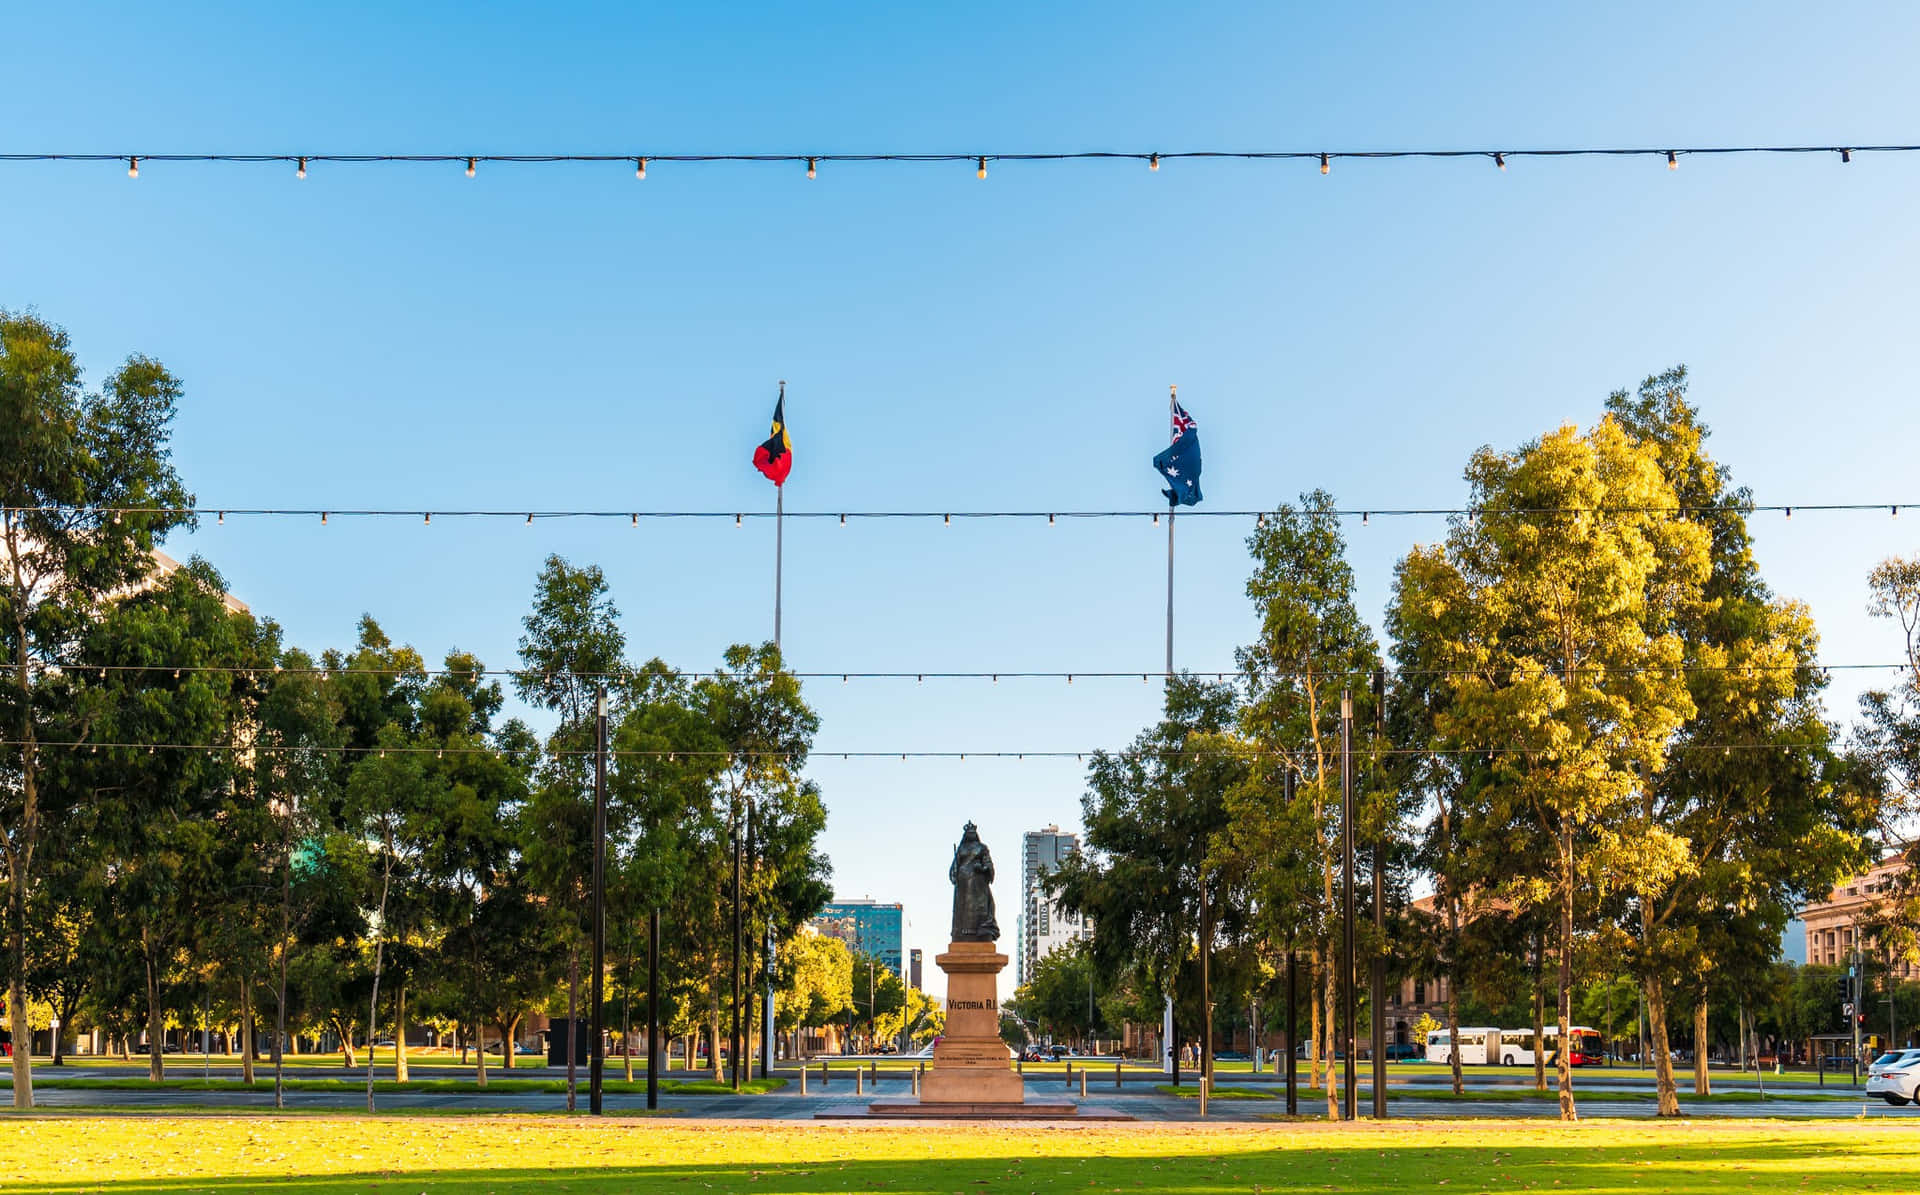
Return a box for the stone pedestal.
[918,940,1025,1104]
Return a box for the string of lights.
[27,661,1908,683]
[1,738,1846,761]
[6,144,1914,181]
[6,502,1912,524]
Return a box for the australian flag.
[1152,395,1203,506]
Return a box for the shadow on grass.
[15,1135,1910,1194]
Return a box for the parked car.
[1866,1049,1920,1106]
[1384,1043,1424,1063]
[1047,1045,1076,1060]
[1214,1050,1249,1062]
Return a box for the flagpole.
[774,382,785,650]
[767,380,784,1080]
[1165,385,1177,678]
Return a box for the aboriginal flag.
[753,387,792,486]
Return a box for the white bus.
[1424,1027,1497,1066]
[1491,1026,1605,1067]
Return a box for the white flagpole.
[774,380,785,650]
[767,380,784,1078]
[1165,385,1177,678]
[1163,384,1176,1079]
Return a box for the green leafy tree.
[1604,371,1874,1108]
[1,310,193,1105]
[72,558,261,1080]
[1227,490,1383,1111]
[1390,416,1710,1120]
[1015,940,1109,1047]
[1047,676,1244,1087]
[773,929,853,1056]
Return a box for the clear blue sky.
[8,2,1920,998]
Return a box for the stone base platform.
[815,1100,1134,1121]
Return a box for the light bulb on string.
[1494,153,1506,171]
[1785,506,1792,520]
[636,157,647,180]
[424,512,431,525]
[806,157,817,180]
[217,511,224,526]
[526,513,534,525]
[631,513,638,527]
[1319,153,1330,175]
[1841,149,1852,164]
[465,158,477,178]
[320,511,328,525]
[736,513,742,527]
[1149,153,1160,172]
[1362,511,1370,526]
[1667,151,1678,170]
[296,157,307,180]
[128,156,139,179]
[977,156,987,180]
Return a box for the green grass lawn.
[0,1116,1915,1193]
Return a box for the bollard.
[871,1060,878,1086]
[821,1061,829,1089]
[1065,1060,1073,1089]
[1115,1061,1123,1089]
[856,1069,864,1095]
[911,1068,920,1096]
[1017,1058,1023,1075]
[799,1065,808,1095]
[1079,1069,1088,1098]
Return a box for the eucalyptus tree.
[1390,417,1710,1120]
[1,310,193,1105]
[1047,676,1245,1088]
[515,555,628,1097]
[70,557,262,1080]
[1225,490,1382,1112]
[1603,370,1873,1108]
[690,642,831,1085]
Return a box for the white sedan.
[1865,1049,1920,1105]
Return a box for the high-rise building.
[909,948,923,991]
[1019,826,1089,985]
[809,899,905,978]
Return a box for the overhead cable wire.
[26,661,1909,682]
[4,144,1912,178]
[5,502,1913,522]
[2,738,1849,761]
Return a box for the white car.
[1865,1049,1920,1105]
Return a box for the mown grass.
[0,1116,1915,1193]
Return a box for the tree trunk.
[239,982,255,1085]
[1322,945,1340,1119]
[1531,935,1546,1093]
[1309,950,1323,1092]
[709,1009,723,1081]
[1645,977,1680,1115]
[1556,825,1577,1121]
[337,1019,356,1069]
[499,1017,519,1070]
[394,986,409,1084]
[474,1021,487,1086]
[1446,983,1464,1096]
[143,936,166,1082]
[1693,997,1711,1096]
[566,943,580,1111]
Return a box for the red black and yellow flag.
[753,386,792,486]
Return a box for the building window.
[1414,980,1426,1005]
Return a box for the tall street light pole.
[589,687,608,1115]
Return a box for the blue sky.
[8,2,1920,997]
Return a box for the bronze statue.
[949,822,1000,941]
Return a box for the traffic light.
[1836,976,1852,1004]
